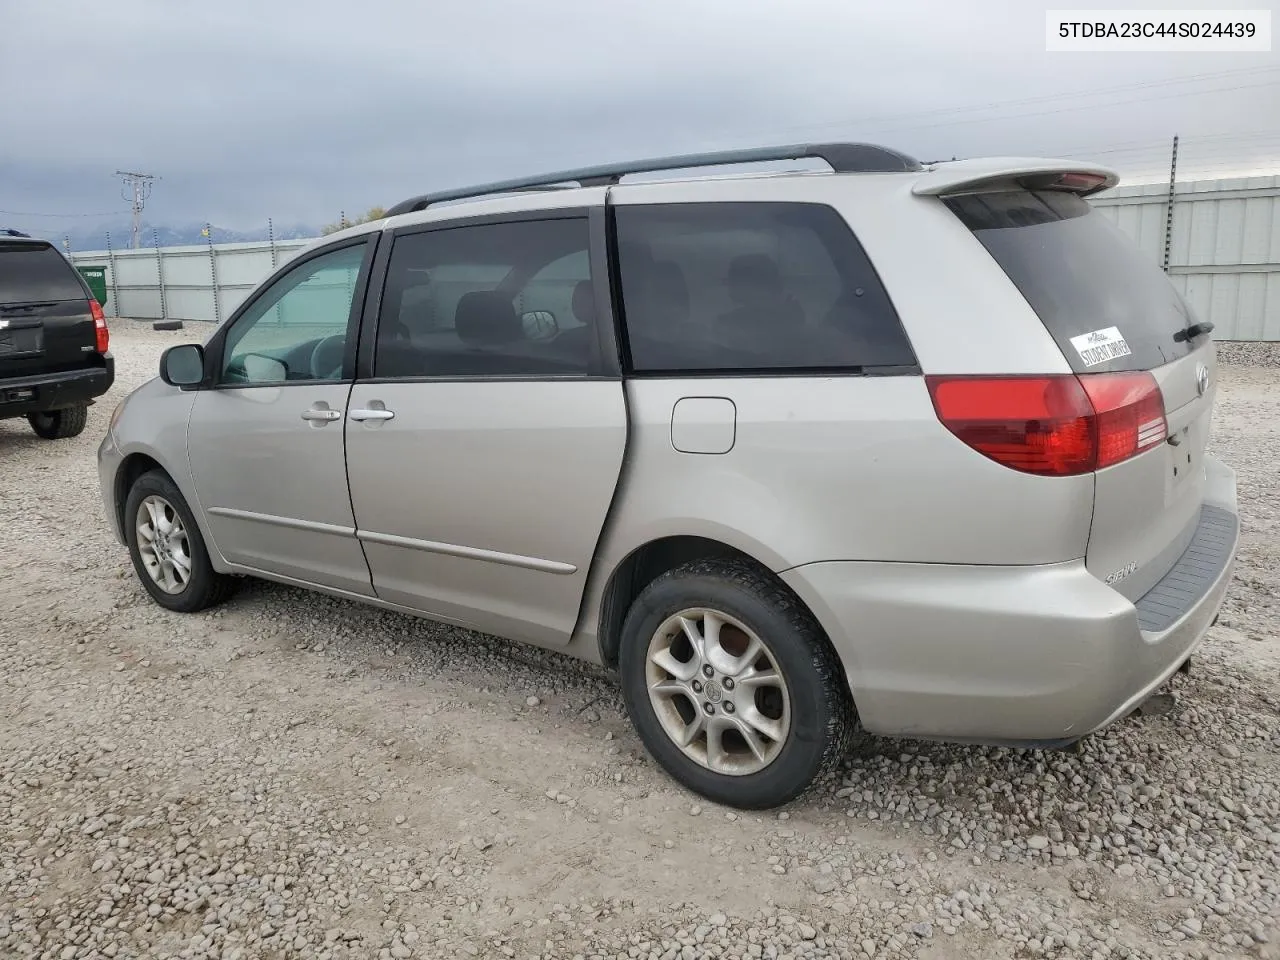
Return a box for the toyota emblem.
[1195,362,1209,398]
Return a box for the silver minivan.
[98,143,1239,809]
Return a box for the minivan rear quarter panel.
[600,376,1093,571]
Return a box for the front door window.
[220,242,368,385]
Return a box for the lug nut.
[703,702,715,715]
[723,677,734,690]
[723,702,735,713]
[702,664,714,678]
[691,680,703,693]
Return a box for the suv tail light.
[90,299,109,354]
[926,372,1167,476]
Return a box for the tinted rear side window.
[613,202,916,374]
[0,243,87,303]
[946,190,1198,373]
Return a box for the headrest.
[572,280,595,324]
[651,261,688,299]
[618,239,655,271]
[727,253,781,291]
[454,291,522,346]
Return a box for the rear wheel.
[27,404,87,440]
[618,559,853,809]
[124,470,234,612]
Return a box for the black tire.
[27,404,88,440]
[618,558,854,810]
[124,469,235,613]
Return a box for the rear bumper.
[781,454,1240,745]
[0,358,114,418]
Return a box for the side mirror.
[521,310,559,341]
[159,344,205,387]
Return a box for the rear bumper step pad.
[1134,504,1238,633]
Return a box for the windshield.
[946,189,1199,373]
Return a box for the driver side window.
[220,241,368,385]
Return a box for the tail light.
[1019,171,1113,195]
[926,372,1167,476]
[90,299,110,354]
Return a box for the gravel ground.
[2,321,1277,960]
[1215,342,1280,368]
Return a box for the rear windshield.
[0,242,87,304]
[946,190,1198,373]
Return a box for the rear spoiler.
[912,158,1119,199]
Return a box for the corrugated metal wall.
[1092,175,1280,341]
[70,239,310,325]
[70,176,1280,340]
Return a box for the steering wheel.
[309,334,347,380]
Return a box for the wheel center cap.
[704,678,724,704]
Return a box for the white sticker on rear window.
[1069,326,1132,367]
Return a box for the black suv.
[0,232,115,439]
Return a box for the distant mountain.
[36,220,321,253]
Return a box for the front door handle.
[349,405,395,422]
[301,405,342,423]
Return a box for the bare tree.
[321,206,387,235]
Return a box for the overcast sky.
[1,0,1277,231]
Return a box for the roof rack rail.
[384,142,922,217]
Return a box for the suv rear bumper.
[781,454,1239,746]
[0,358,115,418]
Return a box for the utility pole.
[1162,135,1178,274]
[116,170,158,250]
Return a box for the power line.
[116,170,159,249]
[1098,158,1280,180]
[880,66,1278,129]
[929,134,1273,181]
[0,208,124,219]
[1040,131,1280,158]
[1046,139,1280,163]
[699,65,1280,147]
[856,78,1279,137]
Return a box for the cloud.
[1,0,1276,230]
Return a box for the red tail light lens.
[90,300,109,354]
[926,372,1167,476]
[1078,372,1168,469]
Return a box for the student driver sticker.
[1069,326,1132,367]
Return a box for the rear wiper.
[1174,321,1214,343]
[0,301,56,312]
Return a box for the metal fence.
[1091,175,1280,342]
[69,174,1280,340]
[70,237,311,325]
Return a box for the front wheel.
[618,559,854,810]
[27,404,88,440]
[124,470,234,612]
